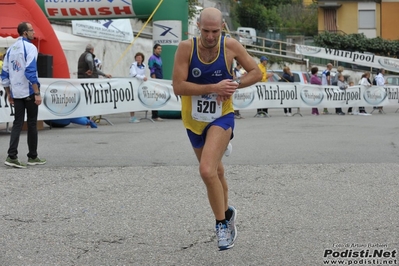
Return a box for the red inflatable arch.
[0,0,69,78]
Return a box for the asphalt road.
[1,107,398,266]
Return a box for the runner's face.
[198,20,223,49]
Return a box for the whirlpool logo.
[233,88,255,108]
[138,83,171,108]
[378,58,399,72]
[300,86,324,106]
[363,87,387,105]
[295,45,321,55]
[44,81,81,116]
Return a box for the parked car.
[268,73,282,82]
[269,69,311,84]
[385,75,399,85]
[236,27,257,45]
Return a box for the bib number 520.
[197,100,217,114]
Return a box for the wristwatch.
[234,78,241,85]
[34,92,41,96]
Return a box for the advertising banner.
[152,20,182,46]
[39,0,136,19]
[295,44,399,73]
[72,19,134,43]
[1,78,399,123]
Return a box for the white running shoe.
[215,222,233,250]
[227,206,237,246]
[224,142,232,157]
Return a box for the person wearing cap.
[256,56,273,116]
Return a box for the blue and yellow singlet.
[181,36,234,135]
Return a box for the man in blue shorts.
[172,7,261,250]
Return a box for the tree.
[275,2,318,35]
[235,0,281,31]
[314,31,399,57]
[233,0,317,36]
[259,0,293,7]
[188,0,200,20]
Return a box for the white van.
[236,27,256,45]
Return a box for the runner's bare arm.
[226,38,262,88]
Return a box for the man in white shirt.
[321,63,333,114]
[1,22,46,168]
[374,68,387,113]
[375,68,386,86]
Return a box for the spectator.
[332,65,344,86]
[358,72,371,114]
[374,68,387,113]
[336,74,347,115]
[233,62,245,119]
[148,43,164,121]
[94,58,102,70]
[333,66,345,114]
[1,22,46,168]
[129,52,148,123]
[321,63,333,114]
[77,44,111,79]
[77,44,112,123]
[279,66,294,116]
[347,81,355,114]
[256,56,273,117]
[310,66,321,115]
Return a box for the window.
[292,74,301,83]
[358,10,375,29]
[386,77,399,85]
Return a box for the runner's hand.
[216,79,239,97]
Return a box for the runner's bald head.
[199,7,223,25]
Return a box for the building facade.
[317,0,399,40]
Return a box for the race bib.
[191,94,222,122]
